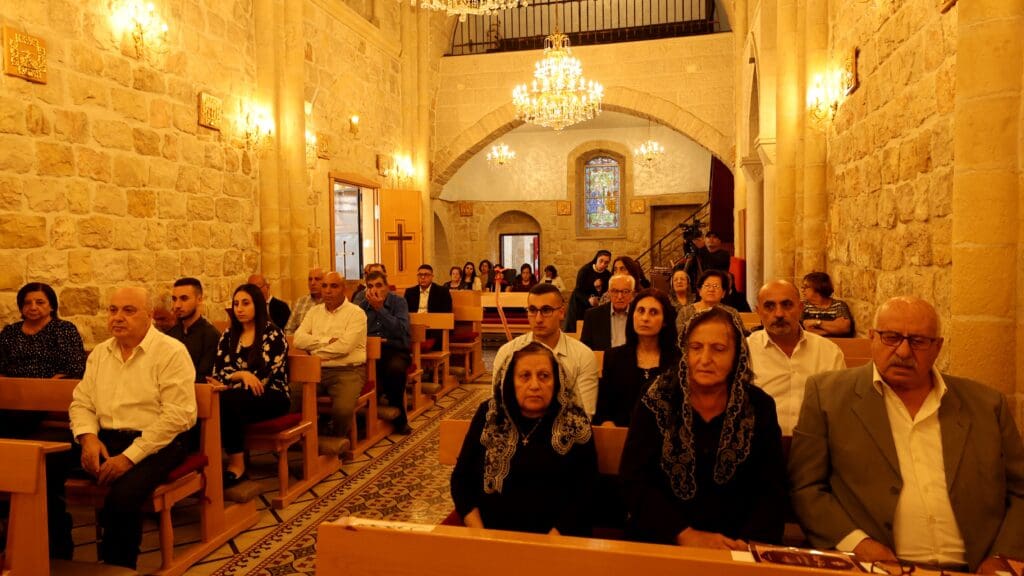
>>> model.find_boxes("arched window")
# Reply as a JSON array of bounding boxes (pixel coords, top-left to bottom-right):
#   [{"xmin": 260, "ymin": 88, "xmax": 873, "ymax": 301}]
[{"xmin": 583, "ymin": 155, "xmax": 621, "ymax": 230}]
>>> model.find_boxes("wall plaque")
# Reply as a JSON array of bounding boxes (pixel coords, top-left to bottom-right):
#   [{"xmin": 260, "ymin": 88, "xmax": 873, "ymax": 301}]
[
  {"xmin": 197, "ymin": 92, "xmax": 222, "ymax": 130},
  {"xmin": 458, "ymin": 202, "xmax": 473, "ymax": 217},
  {"xmin": 556, "ymin": 201, "xmax": 571, "ymax": 216},
  {"xmin": 3, "ymin": 26, "xmax": 47, "ymax": 84}
]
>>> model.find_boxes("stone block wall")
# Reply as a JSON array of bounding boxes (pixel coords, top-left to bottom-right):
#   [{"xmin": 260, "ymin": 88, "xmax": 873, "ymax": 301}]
[
  {"xmin": 825, "ymin": 0, "xmax": 956, "ymax": 350},
  {"xmin": 0, "ymin": 1, "xmax": 260, "ymax": 346}
]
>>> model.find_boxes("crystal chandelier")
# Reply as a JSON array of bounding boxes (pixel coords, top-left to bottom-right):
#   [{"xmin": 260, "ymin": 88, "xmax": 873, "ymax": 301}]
[
  {"xmin": 403, "ymin": 0, "xmax": 526, "ymax": 22},
  {"xmin": 486, "ymin": 142, "xmax": 517, "ymax": 167},
  {"xmin": 633, "ymin": 139, "xmax": 665, "ymax": 169},
  {"xmin": 512, "ymin": 29, "xmax": 603, "ymax": 131}
]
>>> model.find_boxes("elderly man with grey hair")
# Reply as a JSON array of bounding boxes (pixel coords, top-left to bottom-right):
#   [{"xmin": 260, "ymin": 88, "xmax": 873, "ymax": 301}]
[
  {"xmin": 68, "ymin": 286, "xmax": 197, "ymax": 569},
  {"xmin": 788, "ymin": 296, "xmax": 1024, "ymax": 573},
  {"xmin": 580, "ymin": 273, "xmax": 635, "ymax": 352}
]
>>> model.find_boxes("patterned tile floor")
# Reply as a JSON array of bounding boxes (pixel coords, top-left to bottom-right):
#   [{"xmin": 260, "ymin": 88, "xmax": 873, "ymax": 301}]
[{"xmin": 67, "ymin": 346, "xmax": 500, "ymax": 575}]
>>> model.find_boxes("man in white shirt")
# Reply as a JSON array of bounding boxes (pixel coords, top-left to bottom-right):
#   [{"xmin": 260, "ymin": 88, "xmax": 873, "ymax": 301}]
[
  {"xmin": 293, "ymin": 271, "xmax": 367, "ymax": 448},
  {"xmin": 789, "ymin": 296, "xmax": 1024, "ymax": 573},
  {"xmin": 492, "ymin": 283, "xmax": 599, "ymax": 417},
  {"xmin": 747, "ymin": 280, "xmax": 844, "ymax": 434},
  {"xmin": 69, "ymin": 286, "xmax": 197, "ymax": 569},
  {"xmin": 284, "ymin": 267, "xmax": 324, "ymax": 335}
]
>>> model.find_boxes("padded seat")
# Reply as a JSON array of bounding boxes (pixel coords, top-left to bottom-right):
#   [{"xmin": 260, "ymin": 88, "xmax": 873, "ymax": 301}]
[{"xmin": 244, "ymin": 413, "xmax": 302, "ymax": 435}]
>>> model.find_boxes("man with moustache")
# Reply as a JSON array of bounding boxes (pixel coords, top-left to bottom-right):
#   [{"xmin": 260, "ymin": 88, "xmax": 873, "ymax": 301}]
[
  {"xmin": 167, "ymin": 277, "xmax": 222, "ymax": 381},
  {"xmin": 746, "ymin": 280, "xmax": 844, "ymax": 435},
  {"xmin": 285, "ymin": 267, "xmax": 325, "ymax": 335},
  {"xmin": 789, "ymin": 296, "xmax": 1024, "ymax": 573},
  {"xmin": 69, "ymin": 286, "xmax": 197, "ymax": 569}
]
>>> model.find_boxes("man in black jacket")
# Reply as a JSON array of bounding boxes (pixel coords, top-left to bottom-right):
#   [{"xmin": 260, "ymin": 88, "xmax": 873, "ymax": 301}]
[{"xmin": 581, "ymin": 274, "xmax": 634, "ymax": 351}]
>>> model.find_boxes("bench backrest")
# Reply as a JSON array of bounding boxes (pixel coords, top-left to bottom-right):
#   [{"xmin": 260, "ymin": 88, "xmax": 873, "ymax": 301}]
[
  {"xmin": 831, "ymin": 337, "xmax": 872, "ymax": 367},
  {"xmin": 0, "ymin": 377, "xmax": 78, "ymax": 412},
  {"xmin": 479, "ymin": 292, "xmax": 530, "ymax": 308},
  {"xmin": 439, "ymin": 419, "xmax": 628, "ymax": 475},
  {"xmin": 451, "ymin": 291, "xmax": 481, "ymax": 308}
]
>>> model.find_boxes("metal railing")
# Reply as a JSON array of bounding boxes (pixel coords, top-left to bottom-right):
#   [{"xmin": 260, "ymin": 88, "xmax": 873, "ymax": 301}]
[
  {"xmin": 447, "ymin": 0, "xmax": 720, "ymax": 56},
  {"xmin": 636, "ymin": 200, "xmax": 710, "ymax": 278}
]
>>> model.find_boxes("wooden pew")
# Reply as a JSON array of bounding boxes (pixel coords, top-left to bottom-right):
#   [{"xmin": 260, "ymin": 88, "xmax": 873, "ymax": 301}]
[
  {"xmin": 348, "ymin": 337, "xmax": 394, "ymax": 459},
  {"xmin": 409, "ymin": 312, "xmax": 456, "ymax": 399},
  {"xmin": 450, "ymin": 295, "xmax": 486, "ymax": 384},
  {"xmin": 406, "ymin": 325, "xmax": 433, "ymax": 421},
  {"xmin": 738, "ymin": 312, "xmax": 761, "ymax": 331},
  {"xmin": 317, "ymin": 518, "xmax": 817, "ymax": 576},
  {"xmin": 0, "ymin": 439, "xmax": 68, "ymax": 575},
  {"xmin": 0, "ymin": 378, "xmax": 259, "ymax": 576},
  {"xmin": 830, "ymin": 337, "xmax": 871, "ymax": 367},
  {"xmin": 479, "ymin": 292, "xmax": 532, "ymax": 336},
  {"xmin": 439, "ymin": 419, "xmax": 627, "ymax": 475}
]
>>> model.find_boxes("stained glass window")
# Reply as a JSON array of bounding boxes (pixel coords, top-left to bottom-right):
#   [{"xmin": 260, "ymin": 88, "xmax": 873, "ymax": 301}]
[{"xmin": 584, "ymin": 156, "xmax": 621, "ymax": 230}]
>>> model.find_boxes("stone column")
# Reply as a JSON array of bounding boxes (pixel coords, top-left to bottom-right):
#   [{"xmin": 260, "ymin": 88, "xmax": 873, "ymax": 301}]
[
  {"xmin": 732, "ymin": 0, "xmax": 749, "ymax": 260},
  {"xmin": 801, "ymin": 0, "xmax": 828, "ymax": 273},
  {"xmin": 281, "ymin": 0, "xmax": 310, "ymax": 299},
  {"xmin": 253, "ymin": 0, "xmax": 283, "ymax": 284},
  {"xmin": 951, "ymin": 0, "xmax": 1022, "ymax": 421},
  {"xmin": 774, "ymin": 0, "xmax": 798, "ymax": 282}
]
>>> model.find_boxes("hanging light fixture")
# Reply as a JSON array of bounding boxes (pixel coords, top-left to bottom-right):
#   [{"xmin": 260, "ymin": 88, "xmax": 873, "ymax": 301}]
[
  {"xmin": 633, "ymin": 120, "xmax": 665, "ymax": 170},
  {"xmin": 402, "ymin": 0, "xmax": 526, "ymax": 22},
  {"xmin": 486, "ymin": 142, "xmax": 517, "ymax": 167},
  {"xmin": 512, "ymin": 27, "xmax": 603, "ymax": 131}
]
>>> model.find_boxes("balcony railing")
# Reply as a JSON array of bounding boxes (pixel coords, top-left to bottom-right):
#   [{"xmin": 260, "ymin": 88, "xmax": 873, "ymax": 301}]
[{"xmin": 447, "ymin": 0, "xmax": 720, "ymax": 56}]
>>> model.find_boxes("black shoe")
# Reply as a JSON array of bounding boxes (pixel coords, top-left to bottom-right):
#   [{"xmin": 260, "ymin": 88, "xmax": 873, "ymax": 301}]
[
  {"xmin": 395, "ymin": 424, "xmax": 413, "ymax": 435},
  {"xmin": 224, "ymin": 470, "xmax": 248, "ymax": 488}
]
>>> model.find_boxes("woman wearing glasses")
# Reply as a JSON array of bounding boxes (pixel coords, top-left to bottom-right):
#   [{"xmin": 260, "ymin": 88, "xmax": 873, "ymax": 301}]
[
  {"xmin": 595, "ymin": 288, "xmax": 679, "ymax": 427},
  {"xmin": 675, "ymin": 269, "xmax": 739, "ymax": 334},
  {"xmin": 450, "ymin": 342, "xmax": 598, "ymax": 535},
  {"xmin": 620, "ymin": 306, "xmax": 786, "ymax": 548},
  {"xmin": 799, "ymin": 271, "xmax": 854, "ymax": 337}
]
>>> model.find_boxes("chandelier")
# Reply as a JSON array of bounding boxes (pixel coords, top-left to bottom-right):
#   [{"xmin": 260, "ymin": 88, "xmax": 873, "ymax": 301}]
[
  {"xmin": 403, "ymin": 0, "xmax": 526, "ymax": 22},
  {"xmin": 486, "ymin": 142, "xmax": 516, "ymax": 167},
  {"xmin": 512, "ymin": 29, "xmax": 603, "ymax": 131},
  {"xmin": 633, "ymin": 139, "xmax": 665, "ymax": 169}
]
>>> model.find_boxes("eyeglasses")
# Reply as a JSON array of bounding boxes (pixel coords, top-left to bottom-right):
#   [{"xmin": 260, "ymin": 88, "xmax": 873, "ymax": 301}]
[
  {"xmin": 874, "ymin": 330, "xmax": 939, "ymax": 350},
  {"xmin": 527, "ymin": 305, "xmax": 562, "ymax": 317},
  {"xmin": 701, "ymin": 283, "xmax": 723, "ymax": 291},
  {"xmin": 416, "ymin": 272, "xmax": 432, "ymax": 277},
  {"xmin": 609, "ymin": 289, "xmax": 633, "ymax": 297}
]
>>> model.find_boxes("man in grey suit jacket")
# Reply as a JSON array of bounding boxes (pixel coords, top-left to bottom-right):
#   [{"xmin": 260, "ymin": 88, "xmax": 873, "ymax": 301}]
[{"xmin": 789, "ymin": 296, "xmax": 1024, "ymax": 573}]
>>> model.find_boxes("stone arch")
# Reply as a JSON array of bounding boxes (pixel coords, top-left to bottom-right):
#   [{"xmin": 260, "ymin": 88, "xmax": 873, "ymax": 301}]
[
  {"xmin": 433, "ymin": 211, "xmax": 452, "ymax": 268},
  {"xmin": 485, "ymin": 210, "xmax": 542, "ymax": 266},
  {"xmin": 430, "ymin": 87, "xmax": 735, "ymax": 197}
]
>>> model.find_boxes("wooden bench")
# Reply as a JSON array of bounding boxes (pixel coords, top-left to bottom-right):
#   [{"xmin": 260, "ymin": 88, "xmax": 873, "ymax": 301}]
[
  {"xmin": 450, "ymin": 295, "xmax": 486, "ymax": 384},
  {"xmin": 409, "ymin": 312, "xmax": 456, "ymax": 399},
  {"xmin": 347, "ymin": 336, "xmax": 394, "ymax": 459},
  {"xmin": 738, "ymin": 312, "xmax": 761, "ymax": 331},
  {"xmin": 831, "ymin": 337, "xmax": 871, "ymax": 367},
  {"xmin": 316, "ymin": 517, "xmax": 814, "ymax": 576},
  {"xmin": 406, "ymin": 325, "xmax": 433, "ymax": 421},
  {"xmin": 480, "ymin": 292, "xmax": 532, "ymax": 337},
  {"xmin": 0, "ymin": 378, "xmax": 259, "ymax": 576}
]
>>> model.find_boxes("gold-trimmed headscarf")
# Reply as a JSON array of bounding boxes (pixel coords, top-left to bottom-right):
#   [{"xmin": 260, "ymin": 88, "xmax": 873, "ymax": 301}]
[
  {"xmin": 480, "ymin": 341, "xmax": 592, "ymax": 494},
  {"xmin": 641, "ymin": 305, "xmax": 756, "ymax": 501}
]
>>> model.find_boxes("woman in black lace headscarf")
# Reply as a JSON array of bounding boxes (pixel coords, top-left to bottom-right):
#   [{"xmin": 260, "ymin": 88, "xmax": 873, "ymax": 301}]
[
  {"xmin": 450, "ymin": 342, "xmax": 597, "ymax": 536},
  {"xmin": 620, "ymin": 306, "xmax": 786, "ymax": 548}
]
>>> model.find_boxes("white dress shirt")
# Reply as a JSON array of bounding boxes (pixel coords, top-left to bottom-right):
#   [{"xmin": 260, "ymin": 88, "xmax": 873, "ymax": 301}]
[
  {"xmin": 747, "ymin": 329, "xmax": 845, "ymax": 434},
  {"xmin": 836, "ymin": 367, "xmax": 968, "ymax": 566},
  {"xmin": 417, "ymin": 285, "xmax": 431, "ymax": 313},
  {"xmin": 293, "ymin": 300, "xmax": 367, "ymax": 367},
  {"xmin": 492, "ymin": 331, "xmax": 599, "ymax": 417},
  {"xmin": 70, "ymin": 326, "xmax": 197, "ymax": 464}
]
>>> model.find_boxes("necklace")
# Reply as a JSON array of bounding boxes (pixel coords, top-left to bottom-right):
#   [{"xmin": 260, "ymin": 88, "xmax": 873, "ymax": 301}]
[{"xmin": 519, "ymin": 419, "xmax": 544, "ymax": 445}]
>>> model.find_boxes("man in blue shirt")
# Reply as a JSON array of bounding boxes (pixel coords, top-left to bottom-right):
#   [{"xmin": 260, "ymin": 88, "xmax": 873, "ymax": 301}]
[{"xmin": 358, "ymin": 270, "xmax": 412, "ymax": 434}]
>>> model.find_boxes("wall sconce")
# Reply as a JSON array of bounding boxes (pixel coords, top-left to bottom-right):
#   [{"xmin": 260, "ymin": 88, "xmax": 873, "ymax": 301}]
[
  {"xmin": 109, "ymin": 0, "xmax": 169, "ymax": 60},
  {"xmin": 377, "ymin": 153, "xmax": 414, "ymax": 186},
  {"xmin": 239, "ymin": 101, "xmax": 274, "ymax": 151},
  {"xmin": 305, "ymin": 130, "xmax": 317, "ymax": 167},
  {"xmin": 349, "ymin": 115, "xmax": 360, "ymax": 136},
  {"xmin": 807, "ymin": 69, "xmax": 844, "ymax": 128}
]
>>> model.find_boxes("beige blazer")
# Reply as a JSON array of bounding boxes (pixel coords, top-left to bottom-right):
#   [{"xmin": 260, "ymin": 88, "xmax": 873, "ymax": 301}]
[{"xmin": 788, "ymin": 363, "xmax": 1024, "ymax": 570}]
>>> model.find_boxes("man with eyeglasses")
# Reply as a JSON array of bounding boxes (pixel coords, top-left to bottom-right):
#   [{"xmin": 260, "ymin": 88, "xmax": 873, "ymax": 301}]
[
  {"xmin": 789, "ymin": 296, "xmax": 1024, "ymax": 573},
  {"xmin": 404, "ymin": 264, "xmax": 453, "ymax": 355},
  {"xmin": 580, "ymin": 274, "xmax": 634, "ymax": 352},
  {"xmin": 747, "ymin": 280, "xmax": 845, "ymax": 435},
  {"xmin": 491, "ymin": 283, "xmax": 599, "ymax": 417}
]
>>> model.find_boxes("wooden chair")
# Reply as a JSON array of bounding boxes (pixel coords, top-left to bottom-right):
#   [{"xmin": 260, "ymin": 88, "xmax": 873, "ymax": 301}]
[
  {"xmin": 245, "ymin": 354, "xmax": 339, "ymax": 509},
  {"xmin": 450, "ymin": 300, "xmax": 485, "ymax": 384},
  {"xmin": 347, "ymin": 336, "xmax": 391, "ymax": 458},
  {"xmin": 830, "ymin": 337, "xmax": 872, "ymax": 367},
  {"xmin": 406, "ymin": 325, "xmax": 432, "ymax": 420},
  {"xmin": 409, "ymin": 312, "xmax": 456, "ymax": 399}
]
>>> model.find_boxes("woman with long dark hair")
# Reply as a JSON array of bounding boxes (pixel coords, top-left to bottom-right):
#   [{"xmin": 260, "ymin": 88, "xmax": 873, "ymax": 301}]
[
  {"xmin": 463, "ymin": 261, "xmax": 481, "ymax": 290},
  {"xmin": 479, "ymin": 259, "xmax": 495, "ymax": 292},
  {"xmin": 510, "ymin": 263, "xmax": 539, "ymax": 292},
  {"xmin": 211, "ymin": 283, "xmax": 290, "ymax": 486}
]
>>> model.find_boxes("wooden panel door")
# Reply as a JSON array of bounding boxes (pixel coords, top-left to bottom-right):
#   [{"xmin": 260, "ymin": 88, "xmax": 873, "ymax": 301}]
[{"xmin": 379, "ymin": 188, "xmax": 422, "ymax": 290}]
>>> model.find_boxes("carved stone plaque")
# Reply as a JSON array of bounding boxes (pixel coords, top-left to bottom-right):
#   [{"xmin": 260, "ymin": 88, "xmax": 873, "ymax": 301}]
[
  {"xmin": 3, "ymin": 26, "xmax": 47, "ymax": 84},
  {"xmin": 198, "ymin": 92, "xmax": 223, "ymax": 130}
]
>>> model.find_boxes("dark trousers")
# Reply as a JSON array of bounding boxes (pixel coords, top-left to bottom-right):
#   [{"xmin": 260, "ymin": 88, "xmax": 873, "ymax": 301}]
[
  {"xmin": 219, "ymin": 387, "xmax": 290, "ymax": 453},
  {"xmin": 95, "ymin": 429, "xmax": 188, "ymax": 569},
  {"xmin": 378, "ymin": 347, "xmax": 411, "ymax": 428}
]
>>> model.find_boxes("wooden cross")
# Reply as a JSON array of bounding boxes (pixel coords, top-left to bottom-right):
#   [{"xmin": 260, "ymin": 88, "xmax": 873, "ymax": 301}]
[{"xmin": 386, "ymin": 220, "xmax": 415, "ymax": 272}]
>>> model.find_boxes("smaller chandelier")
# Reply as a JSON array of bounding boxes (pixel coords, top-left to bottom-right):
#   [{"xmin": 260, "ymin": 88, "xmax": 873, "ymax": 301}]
[
  {"xmin": 512, "ymin": 30, "xmax": 603, "ymax": 131},
  {"xmin": 633, "ymin": 139, "xmax": 665, "ymax": 169},
  {"xmin": 404, "ymin": 0, "xmax": 526, "ymax": 22},
  {"xmin": 486, "ymin": 143, "xmax": 517, "ymax": 167}
]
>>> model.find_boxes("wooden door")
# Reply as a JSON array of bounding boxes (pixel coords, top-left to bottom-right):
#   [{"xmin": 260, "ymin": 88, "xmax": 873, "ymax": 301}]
[{"xmin": 379, "ymin": 188, "xmax": 422, "ymax": 290}]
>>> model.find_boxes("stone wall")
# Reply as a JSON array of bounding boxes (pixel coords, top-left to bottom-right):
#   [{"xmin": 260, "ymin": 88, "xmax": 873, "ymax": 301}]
[
  {"xmin": 0, "ymin": 1, "xmax": 261, "ymax": 346},
  {"xmin": 825, "ymin": 0, "xmax": 956, "ymax": 348}
]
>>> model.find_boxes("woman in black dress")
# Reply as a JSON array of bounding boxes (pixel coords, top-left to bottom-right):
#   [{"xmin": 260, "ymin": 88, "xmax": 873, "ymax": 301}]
[
  {"xmin": 595, "ymin": 288, "xmax": 679, "ymax": 427},
  {"xmin": 0, "ymin": 282, "xmax": 86, "ymax": 378},
  {"xmin": 211, "ymin": 283, "xmax": 290, "ymax": 486},
  {"xmin": 621, "ymin": 306, "xmax": 786, "ymax": 548},
  {"xmin": 451, "ymin": 342, "xmax": 598, "ymax": 536},
  {"xmin": 564, "ymin": 250, "xmax": 611, "ymax": 331}
]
